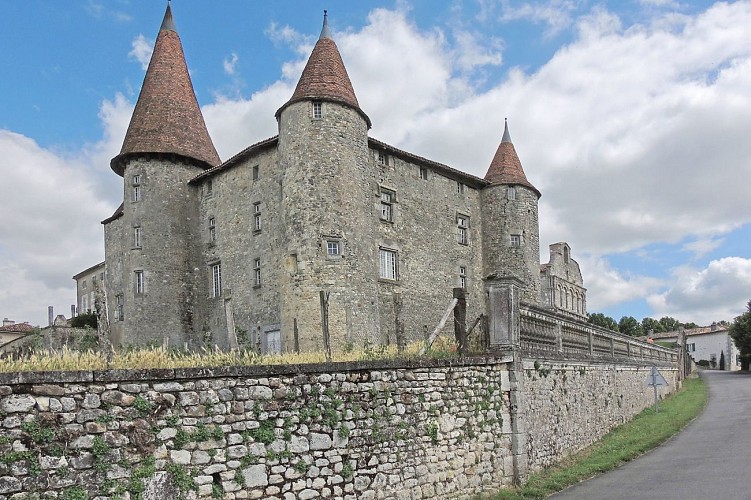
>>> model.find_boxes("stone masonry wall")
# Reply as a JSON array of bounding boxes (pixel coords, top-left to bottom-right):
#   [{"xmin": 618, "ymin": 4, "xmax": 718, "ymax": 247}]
[
  {"xmin": 520, "ymin": 359, "xmax": 678, "ymax": 472},
  {"xmin": 0, "ymin": 359, "xmax": 515, "ymax": 500}
]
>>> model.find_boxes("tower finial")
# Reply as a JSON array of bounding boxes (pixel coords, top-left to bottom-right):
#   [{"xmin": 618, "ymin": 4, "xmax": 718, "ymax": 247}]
[
  {"xmin": 502, "ymin": 118, "xmax": 512, "ymax": 143},
  {"xmin": 320, "ymin": 10, "xmax": 332, "ymax": 39},
  {"xmin": 160, "ymin": 1, "xmax": 176, "ymax": 32}
]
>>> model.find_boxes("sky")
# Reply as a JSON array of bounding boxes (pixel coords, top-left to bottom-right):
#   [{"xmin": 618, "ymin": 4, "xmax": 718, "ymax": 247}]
[{"xmin": 1, "ymin": 0, "xmax": 750, "ymax": 328}]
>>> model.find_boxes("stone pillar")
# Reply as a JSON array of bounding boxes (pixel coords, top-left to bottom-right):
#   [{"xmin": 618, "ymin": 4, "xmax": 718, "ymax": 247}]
[{"xmin": 486, "ymin": 277, "xmax": 523, "ymax": 349}]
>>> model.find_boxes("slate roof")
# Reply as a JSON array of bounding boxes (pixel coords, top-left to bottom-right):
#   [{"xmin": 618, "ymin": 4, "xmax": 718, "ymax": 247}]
[
  {"xmin": 276, "ymin": 12, "xmax": 371, "ymax": 128},
  {"xmin": 111, "ymin": 3, "xmax": 220, "ymax": 176},
  {"xmin": 484, "ymin": 119, "xmax": 540, "ymax": 197}
]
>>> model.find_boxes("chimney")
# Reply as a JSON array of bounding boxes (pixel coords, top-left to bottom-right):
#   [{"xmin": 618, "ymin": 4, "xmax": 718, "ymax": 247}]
[
  {"xmin": 71, "ymin": 305, "xmax": 76, "ymax": 318},
  {"xmin": 48, "ymin": 306, "xmax": 54, "ymax": 327},
  {"xmin": 711, "ymin": 321, "xmax": 718, "ymax": 332},
  {"xmin": 2, "ymin": 318, "xmax": 13, "ymax": 327}
]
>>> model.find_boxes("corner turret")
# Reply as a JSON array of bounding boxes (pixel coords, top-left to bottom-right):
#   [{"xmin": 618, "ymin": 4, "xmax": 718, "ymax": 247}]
[
  {"xmin": 481, "ymin": 119, "xmax": 541, "ymax": 305},
  {"xmin": 111, "ymin": 2, "xmax": 219, "ymax": 175}
]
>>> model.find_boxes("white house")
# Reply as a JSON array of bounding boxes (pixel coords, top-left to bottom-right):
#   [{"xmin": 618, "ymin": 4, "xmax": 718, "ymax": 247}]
[{"xmin": 650, "ymin": 323, "xmax": 740, "ymax": 371}]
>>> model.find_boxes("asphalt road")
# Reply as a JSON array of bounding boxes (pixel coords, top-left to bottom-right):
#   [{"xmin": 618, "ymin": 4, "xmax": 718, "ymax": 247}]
[{"xmin": 549, "ymin": 370, "xmax": 751, "ymax": 500}]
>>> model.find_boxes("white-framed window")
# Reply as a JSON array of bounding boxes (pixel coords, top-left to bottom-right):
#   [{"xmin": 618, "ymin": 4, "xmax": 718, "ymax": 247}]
[
  {"xmin": 510, "ymin": 234, "xmax": 522, "ymax": 247},
  {"xmin": 252, "ymin": 165, "xmax": 259, "ymax": 180},
  {"xmin": 379, "ymin": 248, "xmax": 398, "ymax": 281},
  {"xmin": 115, "ymin": 294, "xmax": 124, "ymax": 321},
  {"xmin": 133, "ymin": 226, "xmax": 142, "ymax": 248},
  {"xmin": 312, "ymin": 101, "xmax": 322, "ymax": 119},
  {"xmin": 457, "ymin": 215, "xmax": 469, "ymax": 245},
  {"xmin": 135, "ymin": 270, "xmax": 144, "ymax": 295},
  {"xmin": 327, "ymin": 240, "xmax": 341, "ymax": 256},
  {"xmin": 253, "ymin": 203, "xmax": 261, "ymax": 231},
  {"xmin": 380, "ymin": 189, "xmax": 394, "ymax": 222},
  {"xmin": 132, "ymin": 174, "xmax": 141, "ymax": 202},
  {"xmin": 507, "ymin": 186, "xmax": 516, "ymax": 200},
  {"xmin": 420, "ymin": 166, "xmax": 429, "ymax": 180},
  {"xmin": 460, "ymin": 266, "xmax": 467, "ymax": 289},
  {"xmin": 456, "ymin": 182, "xmax": 465, "ymax": 194},
  {"xmin": 205, "ymin": 179, "xmax": 213, "ymax": 196},
  {"xmin": 81, "ymin": 296, "xmax": 89, "ymax": 313},
  {"xmin": 212, "ymin": 263, "xmax": 222, "ymax": 298},
  {"xmin": 208, "ymin": 217, "xmax": 216, "ymax": 243},
  {"xmin": 254, "ymin": 258, "xmax": 261, "ymax": 286},
  {"xmin": 686, "ymin": 343, "xmax": 696, "ymax": 352}
]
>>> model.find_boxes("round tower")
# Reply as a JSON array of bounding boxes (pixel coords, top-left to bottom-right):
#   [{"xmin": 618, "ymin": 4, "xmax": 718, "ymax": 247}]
[
  {"xmin": 105, "ymin": 3, "xmax": 220, "ymax": 348},
  {"xmin": 480, "ymin": 119, "xmax": 541, "ymax": 305},
  {"xmin": 275, "ymin": 12, "xmax": 381, "ymax": 350}
]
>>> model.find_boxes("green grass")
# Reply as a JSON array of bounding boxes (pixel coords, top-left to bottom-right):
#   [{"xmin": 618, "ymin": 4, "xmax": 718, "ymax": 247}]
[{"xmin": 489, "ymin": 376, "xmax": 707, "ymax": 500}]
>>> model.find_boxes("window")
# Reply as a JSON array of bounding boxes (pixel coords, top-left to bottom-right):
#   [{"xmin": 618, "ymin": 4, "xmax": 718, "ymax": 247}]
[
  {"xmin": 507, "ymin": 186, "xmax": 516, "ymax": 200},
  {"xmin": 380, "ymin": 189, "xmax": 394, "ymax": 222},
  {"xmin": 92, "ymin": 275, "xmax": 97, "ymax": 285},
  {"xmin": 133, "ymin": 226, "xmax": 142, "ymax": 248},
  {"xmin": 313, "ymin": 101, "xmax": 322, "ymax": 119},
  {"xmin": 420, "ymin": 166, "xmax": 429, "ymax": 180},
  {"xmin": 686, "ymin": 343, "xmax": 696, "ymax": 352},
  {"xmin": 135, "ymin": 270, "xmax": 144, "ymax": 295},
  {"xmin": 457, "ymin": 182, "xmax": 465, "ymax": 194},
  {"xmin": 81, "ymin": 296, "xmax": 89, "ymax": 314},
  {"xmin": 132, "ymin": 174, "xmax": 141, "ymax": 202},
  {"xmin": 206, "ymin": 179, "xmax": 213, "ymax": 196},
  {"xmin": 459, "ymin": 266, "xmax": 467, "ymax": 289},
  {"xmin": 253, "ymin": 203, "xmax": 261, "ymax": 232},
  {"xmin": 212, "ymin": 263, "xmax": 222, "ymax": 298},
  {"xmin": 377, "ymin": 151, "xmax": 388, "ymax": 166},
  {"xmin": 327, "ymin": 240, "xmax": 341, "ymax": 256},
  {"xmin": 82, "ymin": 279, "xmax": 87, "ymax": 290},
  {"xmin": 115, "ymin": 294, "xmax": 124, "ymax": 321},
  {"xmin": 208, "ymin": 217, "xmax": 216, "ymax": 243},
  {"xmin": 457, "ymin": 215, "xmax": 469, "ymax": 245},
  {"xmin": 253, "ymin": 258, "xmax": 261, "ymax": 286},
  {"xmin": 252, "ymin": 165, "xmax": 259, "ymax": 181},
  {"xmin": 379, "ymin": 248, "xmax": 398, "ymax": 281},
  {"xmin": 510, "ymin": 234, "xmax": 522, "ymax": 247}
]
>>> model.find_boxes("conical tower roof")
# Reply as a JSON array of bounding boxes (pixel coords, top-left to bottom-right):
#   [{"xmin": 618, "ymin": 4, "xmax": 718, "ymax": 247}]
[
  {"xmin": 276, "ymin": 11, "xmax": 371, "ymax": 128},
  {"xmin": 484, "ymin": 119, "xmax": 540, "ymax": 197},
  {"xmin": 111, "ymin": 3, "xmax": 220, "ymax": 175}
]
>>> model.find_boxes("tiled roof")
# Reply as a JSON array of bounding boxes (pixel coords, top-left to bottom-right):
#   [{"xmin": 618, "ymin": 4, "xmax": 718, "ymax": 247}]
[
  {"xmin": 484, "ymin": 119, "xmax": 540, "ymax": 197},
  {"xmin": 101, "ymin": 202, "xmax": 124, "ymax": 225},
  {"xmin": 111, "ymin": 3, "xmax": 220, "ymax": 176},
  {"xmin": 648, "ymin": 325, "xmax": 729, "ymax": 340},
  {"xmin": 189, "ymin": 137, "xmax": 279, "ymax": 184},
  {"xmin": 276, "ymin": 12, "xmax": 371, "ymax": 128},
  {"xmin": 0, "ymin": 322, "xmax": 34, "ymax": 334},
  {"xmin": 368, "ymin": 138, "xmax": 489, "ymax": 188}
]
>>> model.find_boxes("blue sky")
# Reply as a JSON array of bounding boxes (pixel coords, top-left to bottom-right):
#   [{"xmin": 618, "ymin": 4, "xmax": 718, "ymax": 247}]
[{"xmin": 1, "ymin": 0, "xmax": 750, "ymax": 327}]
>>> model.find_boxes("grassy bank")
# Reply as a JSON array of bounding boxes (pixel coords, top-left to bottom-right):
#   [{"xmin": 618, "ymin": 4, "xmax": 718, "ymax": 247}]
[{"xmin": 490, "ymin": 375, "xmax": 708, "ymax": 499}]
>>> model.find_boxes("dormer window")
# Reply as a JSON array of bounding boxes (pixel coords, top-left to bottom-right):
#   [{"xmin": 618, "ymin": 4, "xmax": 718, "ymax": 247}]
[
  {"xmin": 312, "ymin": 101, "xmax": 322, "ymax": 119},
  {"xmin": 377, "ymin": 151, "xmax": 388, "ymax": 166}
]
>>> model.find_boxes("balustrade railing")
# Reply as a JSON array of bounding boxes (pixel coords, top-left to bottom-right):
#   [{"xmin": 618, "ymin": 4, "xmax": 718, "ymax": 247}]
[{"xmin": 520, "ymin": 305, "xmax": 677, "ymax": 363}]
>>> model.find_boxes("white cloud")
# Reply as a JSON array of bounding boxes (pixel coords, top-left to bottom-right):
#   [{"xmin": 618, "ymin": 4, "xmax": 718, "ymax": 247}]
[
  {"xmin": 576, "ymin": 255, "xmax": 665, "ymax": 311},
  {"xmin": 499, "ymin": 0, "xmax": 579, "ymax": 37},
  {"xmin": 682, "ymin": 237, "xmax": 725, "ymax": 260},
  {"xmin": 128, "ymin": 35, "xmax": 153, "ymax": 70},
  {"xmin": 647, "ymin": 257, "xmax": 751, "ymax": 323},
  {"xmin": 223, "ymin": 53, "xmax": 239, "ymax": 76}
]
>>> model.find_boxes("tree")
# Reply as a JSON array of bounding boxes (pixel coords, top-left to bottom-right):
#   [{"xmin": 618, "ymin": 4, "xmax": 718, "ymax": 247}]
[
  {"xmin": 71, "ymin": 312, "xmax": 97, "ymax": 329},
  {"xmin": 641, "ymin": 317, "xmax": 661, "ymax": 334},
  {"xmin": 658, "ymin": 316, "xmax": 681, "ymax": 332},
  {"xmin": 729, "ymin": 301, "xmax": 751, "ymax": 371},
  {"xmin": 618, "ymin": 316, "xmax": 644, "ymax": 337},
  {"xmin": 588, "ymin": 312, "xmax": 618, "ymax": 332}
]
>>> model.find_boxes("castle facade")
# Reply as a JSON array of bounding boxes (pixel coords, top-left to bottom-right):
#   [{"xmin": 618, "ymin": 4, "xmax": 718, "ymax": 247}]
[{"xmin": 101, "ymin": 5, "xmax": 584, "ymax": 351}]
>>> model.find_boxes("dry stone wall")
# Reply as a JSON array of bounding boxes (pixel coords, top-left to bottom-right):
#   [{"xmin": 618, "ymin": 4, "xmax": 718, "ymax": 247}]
[{"xmin": 0, "ymin": 359, "xmax": 515, "ymax": 500}]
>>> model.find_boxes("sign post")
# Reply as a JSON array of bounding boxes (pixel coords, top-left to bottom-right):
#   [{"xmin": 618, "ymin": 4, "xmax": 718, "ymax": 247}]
[{"xmin": 644, "ymin": 366, "xmax": 669, "ymax": 413}]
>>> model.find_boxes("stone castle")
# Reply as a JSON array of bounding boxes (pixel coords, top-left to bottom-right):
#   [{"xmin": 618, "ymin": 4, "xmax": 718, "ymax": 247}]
[{"xmin": 100, "ymin": 4, "xmax": 586, "ymax": 351}]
